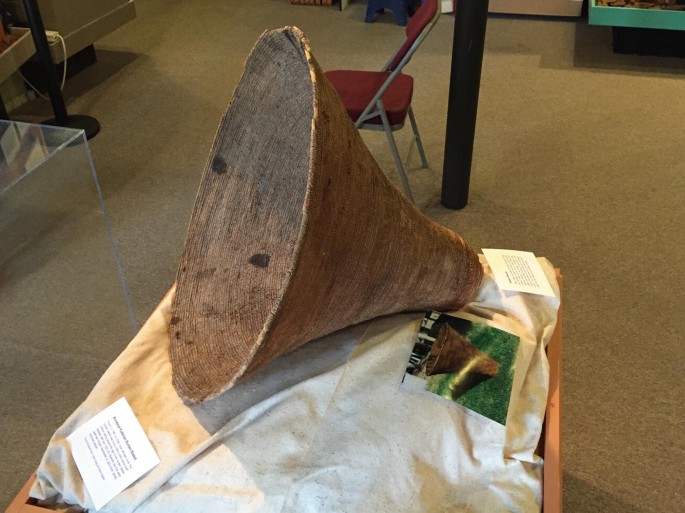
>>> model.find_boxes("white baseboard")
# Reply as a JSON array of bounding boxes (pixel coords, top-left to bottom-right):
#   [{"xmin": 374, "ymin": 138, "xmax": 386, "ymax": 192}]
[
  {"xmin": 441, "ymin": 0, "xmax": 583, "ymax": 17},
  {"xmin": 489, "ymin": 0, "xmax": 583, "ymax": 16}
]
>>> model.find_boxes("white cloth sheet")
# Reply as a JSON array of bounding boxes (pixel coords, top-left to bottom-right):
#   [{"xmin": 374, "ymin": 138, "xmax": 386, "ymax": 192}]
[{"xmin": 31, "ymin": 256, "xmax": 560, "ymax": 513}]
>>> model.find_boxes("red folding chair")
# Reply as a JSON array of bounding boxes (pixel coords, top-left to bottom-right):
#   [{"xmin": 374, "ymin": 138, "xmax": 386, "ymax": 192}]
[{"xmin": 325, "ymin": 0, "xmax": 441, "ymax": 202}]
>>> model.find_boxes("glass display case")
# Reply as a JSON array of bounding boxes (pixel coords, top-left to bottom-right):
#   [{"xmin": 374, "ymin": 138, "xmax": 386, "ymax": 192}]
[{"xmin": 0, "ymin": 120, "xmax": 136, "ymax": 360}]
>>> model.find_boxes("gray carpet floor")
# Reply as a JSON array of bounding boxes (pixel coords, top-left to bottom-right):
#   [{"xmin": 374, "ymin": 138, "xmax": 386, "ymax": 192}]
[{"xmin": 1, "ymin": 1, "xmax": 683, "ymax": 512}]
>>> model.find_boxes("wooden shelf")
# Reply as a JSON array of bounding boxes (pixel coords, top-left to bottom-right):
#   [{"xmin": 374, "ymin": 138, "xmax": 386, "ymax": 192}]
[{"xmin": 0, "ymin": 28, "xmax": 35, "ymax": 85}]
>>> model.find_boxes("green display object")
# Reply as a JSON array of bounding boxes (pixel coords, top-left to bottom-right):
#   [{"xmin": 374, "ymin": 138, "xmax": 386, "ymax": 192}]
[{"xmin": 589, "ymin": 0, "xmax": 685, "ymax": 30}]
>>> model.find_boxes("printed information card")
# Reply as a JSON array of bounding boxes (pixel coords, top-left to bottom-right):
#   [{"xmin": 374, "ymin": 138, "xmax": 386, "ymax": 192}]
[
  {"xmin": 402, "ymin": 312, "xmax": 520, "ymax": 425},
  {"xmin": 67, "ymin": 397, "xmax": 160, "ymax": 510},
  {"xmin": 482, "ymin": 248, "xmax": 556, "ymax": 297}
]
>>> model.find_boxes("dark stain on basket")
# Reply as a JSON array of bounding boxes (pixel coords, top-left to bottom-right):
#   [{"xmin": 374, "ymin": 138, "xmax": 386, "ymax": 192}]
[
  {"xmin": 197, "ymin": 268, "xmax": 216, "ymax": 280},
  {"xmin": 249, "ymin": 253, "xmax": 271, "ymax": 268},
  {"xmin": 211, "ymin": 156, "xmax": 228, "ymax": 175}
]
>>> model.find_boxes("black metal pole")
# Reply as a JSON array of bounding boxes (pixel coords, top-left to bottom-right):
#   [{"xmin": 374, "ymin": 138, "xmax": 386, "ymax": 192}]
[
  {"xmin": 22, "ymin": 0, "xmax": 100, "ymax": 138},
  {"xmin": 23, "ymin": 0, "xmax": 67, "ymax": 122},
  {"xmin": 441, "ymin": 0, "xmax": 489, "ymax": 210}
]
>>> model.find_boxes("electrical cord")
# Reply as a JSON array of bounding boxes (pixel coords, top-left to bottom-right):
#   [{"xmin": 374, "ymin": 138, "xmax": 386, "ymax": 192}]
[
  {"xmin": 18, "ymin": 31, "xmax": 68, "ymax": 100},
  {"xmin": 57, "ymin": 33, "xmax": 67, "ymax": 88}
]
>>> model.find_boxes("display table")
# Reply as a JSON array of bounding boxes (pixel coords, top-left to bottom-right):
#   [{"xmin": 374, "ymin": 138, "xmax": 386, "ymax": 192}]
[{"xmin": 5, "ymin": 268, "xmax": 563, "ymax": 513}]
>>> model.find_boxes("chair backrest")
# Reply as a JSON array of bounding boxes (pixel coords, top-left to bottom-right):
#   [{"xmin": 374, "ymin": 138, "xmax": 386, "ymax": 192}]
[{"xmin": 385, "ymin": 0, "xmax": 440, "ymax": 72}]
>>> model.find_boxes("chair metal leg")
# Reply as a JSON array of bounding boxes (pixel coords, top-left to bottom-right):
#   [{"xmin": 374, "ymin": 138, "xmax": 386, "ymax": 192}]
[
  {"xmin": 408, "ymin": 107, "xmax": 428, "ymax": 168},
  {"xmin": 378, "ymin": 101, "xmax": 414, "ymax": 202},
  {"xmin": 403, "ymin": 135, "xmax": 416, "ymax": 175}
]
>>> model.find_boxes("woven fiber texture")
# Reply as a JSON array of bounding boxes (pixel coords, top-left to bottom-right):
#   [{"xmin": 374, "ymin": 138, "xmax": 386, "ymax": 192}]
[{"xmin": 169, "ymin": 27, "xmax": 483, "ymax": 403}]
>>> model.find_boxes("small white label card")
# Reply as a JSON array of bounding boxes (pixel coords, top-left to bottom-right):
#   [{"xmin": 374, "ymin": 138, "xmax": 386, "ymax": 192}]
[
  {"xmin": 67, "ymin": 397, "xmax": 160, "ymax": 510},
  {"xmin": 482, "ymin": 249, "xmax": 556, "ymax": 297}
]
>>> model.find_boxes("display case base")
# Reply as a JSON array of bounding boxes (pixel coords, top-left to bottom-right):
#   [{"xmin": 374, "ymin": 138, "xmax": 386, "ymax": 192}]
[{"xmin": 612, "ymin": 26, "xmax": 685, "ymax": 57}]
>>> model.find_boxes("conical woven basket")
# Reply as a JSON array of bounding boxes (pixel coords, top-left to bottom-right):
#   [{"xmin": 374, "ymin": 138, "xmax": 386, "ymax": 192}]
[{"xmin": 169, "ymin": 27, "xmax": 483, "ymax": 403}]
